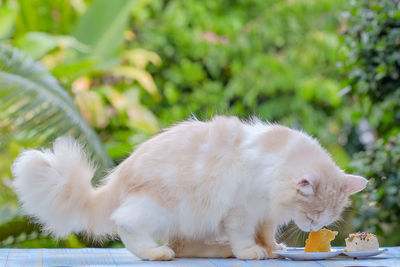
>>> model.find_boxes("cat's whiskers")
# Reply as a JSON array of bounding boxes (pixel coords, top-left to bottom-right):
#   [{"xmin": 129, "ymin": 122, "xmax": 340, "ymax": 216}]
[
  {"xmin": 295, "ymin": 228, "xmax": 305, "ymax": 247},
  {"xmin": 278, "ymin": 225, "xmax": 294, "ymax": 244},
  {"xmin": 328, "ymin": 216, "xmax": 346, "ymax": 231},
  {"xmin": 281, "ymin": 224, "xmax": 304, "ymax": 247}
]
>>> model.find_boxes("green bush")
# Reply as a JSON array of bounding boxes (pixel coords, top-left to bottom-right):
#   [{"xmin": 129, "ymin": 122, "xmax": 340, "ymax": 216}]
[
  {"xmin": 350, "ymin": 135, "xmax": 400, "ymax": 246},
  {"xmin": 345, "ymin": 0, "xmax": 400, "ymax": 100},
  {"xmin": 343, "ymin": 0, "xmax": 400, "ymax": 138},
  {"xmin": 343, "ymin": 0, "xmax": 400, "ymax": 245}
]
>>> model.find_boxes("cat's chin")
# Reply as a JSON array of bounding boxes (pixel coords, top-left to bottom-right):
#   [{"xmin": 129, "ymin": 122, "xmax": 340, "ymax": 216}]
[
  {"xmin": 295, "ymin": 223, "xmax": 312, "ymax": 232},
  {"xmin": 296, "ymin": 224, "xmax": 324, "ymax": 232}
]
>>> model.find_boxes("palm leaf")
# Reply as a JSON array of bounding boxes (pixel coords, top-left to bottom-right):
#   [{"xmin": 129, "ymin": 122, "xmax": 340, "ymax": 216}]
[
  {"xmin": 0, "ymin": 44, "xmax": 113, "ymax": 173},
  {"xmin": 73, "ymin": 0, "xmax": 136, "ymax": 61}
]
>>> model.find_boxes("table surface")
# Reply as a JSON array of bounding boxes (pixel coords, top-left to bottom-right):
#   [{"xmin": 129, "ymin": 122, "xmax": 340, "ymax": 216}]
[{"xmin": 1, "ymin": 247, "xmax": 399, "ymax": 267}]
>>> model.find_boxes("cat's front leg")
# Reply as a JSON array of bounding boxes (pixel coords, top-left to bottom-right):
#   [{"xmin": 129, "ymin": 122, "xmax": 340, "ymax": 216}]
[
  {"xmin": 256, "ymin": 221, "xmax": 286, "ymax": 258},
  {"xmin": 223, "ymin": 210, "xmax": 268, "ymax": 260}
]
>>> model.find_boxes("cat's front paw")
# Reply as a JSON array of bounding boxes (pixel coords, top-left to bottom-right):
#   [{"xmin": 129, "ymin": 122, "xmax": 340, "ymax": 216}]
[
  {"xmin": 234, "ymin": 245, "xmax": 268, "ymax": 260},
  {"xmin": 272, "ymin": 243, "xmax": 286, "ymax": 250},
  {"xmin": 267, "ymin": 243, "xmax": 286, "ymax": 259}
]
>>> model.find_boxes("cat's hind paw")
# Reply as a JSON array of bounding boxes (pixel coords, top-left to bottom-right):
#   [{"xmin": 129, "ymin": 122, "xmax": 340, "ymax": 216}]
[{"xmin": 234, "ymin": 245, "xmax": 268, "ymax": 260}]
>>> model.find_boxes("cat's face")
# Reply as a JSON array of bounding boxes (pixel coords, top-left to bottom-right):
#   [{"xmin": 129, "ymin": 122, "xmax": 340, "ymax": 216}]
[{"xmin": 292, "ymin": 170, "xmax": 367, "ymax": 232}]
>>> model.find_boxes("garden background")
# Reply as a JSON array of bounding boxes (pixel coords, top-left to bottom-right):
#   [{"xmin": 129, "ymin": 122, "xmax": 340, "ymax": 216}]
[{"xmin": 0, "ymin": 0, "xmax": 399, "ymax": 248}]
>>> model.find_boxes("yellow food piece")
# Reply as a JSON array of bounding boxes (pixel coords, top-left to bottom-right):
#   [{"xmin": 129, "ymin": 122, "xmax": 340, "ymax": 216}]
[{"xmin": 304, "ymin": 228, "xmax": 338, "ymax": 252}]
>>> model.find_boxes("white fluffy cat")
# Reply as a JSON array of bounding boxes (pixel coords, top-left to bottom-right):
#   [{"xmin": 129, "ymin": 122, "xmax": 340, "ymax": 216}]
[{"xmin": 12, "ymin": 116, "xmax": 367, "ymax": 260}]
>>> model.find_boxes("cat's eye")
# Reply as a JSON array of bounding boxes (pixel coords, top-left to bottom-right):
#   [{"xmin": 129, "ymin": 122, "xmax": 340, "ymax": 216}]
[
  {"xmin": 297, "ymin": 178, "xmax": 314, "ymax": 195},
  {"xmin": 298, "ymin": 179, "xmax": 310, "ymax": 186}
]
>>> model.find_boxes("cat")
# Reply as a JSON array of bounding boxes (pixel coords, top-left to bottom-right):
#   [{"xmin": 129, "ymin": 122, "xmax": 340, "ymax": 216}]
[{"xmin": 12, "ymin": 115, "xmax": 367, "ymax": 260}]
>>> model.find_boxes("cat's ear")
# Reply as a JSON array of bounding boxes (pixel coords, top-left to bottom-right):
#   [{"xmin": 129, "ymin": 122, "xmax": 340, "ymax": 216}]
[
  {"xmin": 297, "ymin": 178, "xmax": 314, "ymax": 195},
  {"xmin": 342, "ymin": 174, "xmax": 368, "ymax": 196}
]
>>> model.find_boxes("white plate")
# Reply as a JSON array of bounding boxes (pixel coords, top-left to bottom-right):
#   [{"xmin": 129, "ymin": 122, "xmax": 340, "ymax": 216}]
[
  {"xmin": 342, "ymin": 248, "xmax": 387, "ymax": 258},
  {"xmin": 272, "ymin": 248, "xmax": 343, "ymax": 261}
]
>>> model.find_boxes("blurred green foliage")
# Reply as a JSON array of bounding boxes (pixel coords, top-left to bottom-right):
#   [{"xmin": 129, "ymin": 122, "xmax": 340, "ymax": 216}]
[
  {"xmin": 343, "ymin": 0, "xmax": 400, "ymax": 245},
  {"xmin": 0, "ymin": 0, "xmax": 399, "ymax": 248},
  {"xmin": 135, "ymin": 0, "xmax": 346, "ymax": 132},
  {"xmin": 343, "ymin": 0, "xmax": 400, "ymax": 138},
  {"xmin": 350, "ymin": 135, "xmax": 400, "ymax": 246}
]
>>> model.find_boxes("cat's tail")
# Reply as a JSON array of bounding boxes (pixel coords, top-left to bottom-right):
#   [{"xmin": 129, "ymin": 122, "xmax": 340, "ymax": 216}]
[{"xmin": 12, "ymin": 137, "xmax": 118, "ymax": 238}]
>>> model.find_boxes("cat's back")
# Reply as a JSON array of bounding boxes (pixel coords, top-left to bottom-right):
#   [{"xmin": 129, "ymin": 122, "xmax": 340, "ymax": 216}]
[
  {"xmin": 135, "ymin": 115, "xmax": 243, "ymax": 158},
  {"xmin": 118, "ymin": 116, "xmax": 245, "ymax": 182}
]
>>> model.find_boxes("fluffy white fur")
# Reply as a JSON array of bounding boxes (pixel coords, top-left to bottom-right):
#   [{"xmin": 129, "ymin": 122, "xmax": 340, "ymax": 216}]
[{"xmin": 12, "ymin": 116, "xmax": 368, "ymax": 260}]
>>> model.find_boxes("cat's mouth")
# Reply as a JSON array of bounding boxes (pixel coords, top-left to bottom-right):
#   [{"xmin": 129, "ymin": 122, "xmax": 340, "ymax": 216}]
[
  {"xmin": 297, "ymin": 216, "xmax": 324, "ymax": 232},
  {"xmin": 301, "ymin": 226, "xmax": 323, "ymax": 232},
  {"xmin": 310, "ymin": 225, "xmax": 322, "ymax": 232},
  {"xmin": 296, "ymin": 222, "xmax": 323, "ymax": 232}
]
